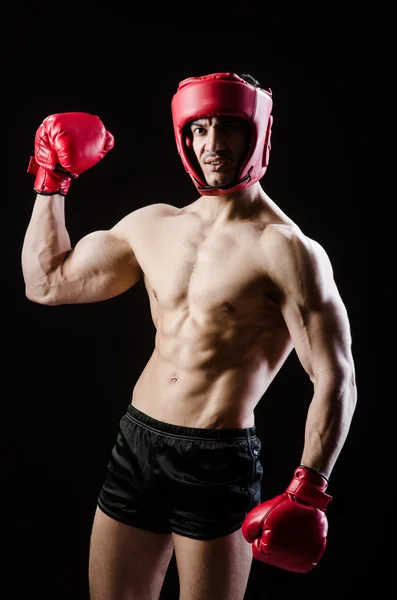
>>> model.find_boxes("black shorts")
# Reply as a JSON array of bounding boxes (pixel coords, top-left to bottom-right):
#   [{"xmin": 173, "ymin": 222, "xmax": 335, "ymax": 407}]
[{"xmin": 97, "ymin": 404, "xmax": 263, "ymax": 540}]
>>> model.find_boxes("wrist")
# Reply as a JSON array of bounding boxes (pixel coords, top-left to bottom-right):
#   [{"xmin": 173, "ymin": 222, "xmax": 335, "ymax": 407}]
[
  {"xmin": 33, "ymin": 165, "xmax": 71, "ymax": 196},
  {"xmin": 299, "ymin": 464, "xmax": 328, "ymax": 482},
  {"xmin": 287, "ymin": 466, "xmax": 333, "ymax": 510}
]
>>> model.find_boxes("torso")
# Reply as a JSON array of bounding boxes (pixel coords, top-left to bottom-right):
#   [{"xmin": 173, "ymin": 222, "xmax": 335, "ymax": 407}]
[{"xmin": 128, "ymin": 196, "xmax": 295, "ymax": 428}]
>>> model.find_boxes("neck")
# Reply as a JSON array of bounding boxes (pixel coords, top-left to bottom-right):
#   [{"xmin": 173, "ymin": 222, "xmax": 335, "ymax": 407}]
[{"xmin": 198, "ymin": 183, "xmax": 266, "ymax": 221}]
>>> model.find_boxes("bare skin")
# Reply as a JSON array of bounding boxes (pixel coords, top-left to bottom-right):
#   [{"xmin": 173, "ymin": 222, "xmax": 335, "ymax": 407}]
[{"xmin": 21, "ymin": 115, "xmax": 357, "ymax": 599}]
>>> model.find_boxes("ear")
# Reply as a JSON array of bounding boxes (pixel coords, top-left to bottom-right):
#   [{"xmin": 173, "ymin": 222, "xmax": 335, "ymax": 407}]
[{"xmin": 183, "ymin": 123, "xmax": 193, "ymax": 149}]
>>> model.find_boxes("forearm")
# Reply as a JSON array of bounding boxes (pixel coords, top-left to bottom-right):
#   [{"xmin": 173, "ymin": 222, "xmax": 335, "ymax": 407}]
[
  {"xmin": 300, "ymin": 376, "xmax": 357, "ymax": 479},
  {"xmin": 21, "ymin": 194, "xmax": 72, "ymax": 302}
]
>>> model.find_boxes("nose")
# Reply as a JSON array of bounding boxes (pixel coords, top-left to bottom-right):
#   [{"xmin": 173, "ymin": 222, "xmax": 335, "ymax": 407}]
[{"xmin": 204, "ymin": 126, "xmax": 225, "ymax": 153}]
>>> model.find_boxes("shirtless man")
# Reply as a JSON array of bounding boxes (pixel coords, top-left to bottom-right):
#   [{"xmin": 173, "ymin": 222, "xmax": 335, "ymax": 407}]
[{"xmin": 21, "ymin": 72, "xmax": 357, "ymax": 600}]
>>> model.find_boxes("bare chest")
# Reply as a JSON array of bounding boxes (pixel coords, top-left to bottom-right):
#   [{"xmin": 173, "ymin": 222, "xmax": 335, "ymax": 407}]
[{"xmin": 137, "ymin": 215, "xmax": 274, "ymax": 320}]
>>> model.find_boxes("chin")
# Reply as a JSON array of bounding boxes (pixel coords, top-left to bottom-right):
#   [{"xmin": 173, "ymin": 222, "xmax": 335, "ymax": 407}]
[{"xmin": 206, "ymin": 176, "xmax": 234, "ymax": 189}]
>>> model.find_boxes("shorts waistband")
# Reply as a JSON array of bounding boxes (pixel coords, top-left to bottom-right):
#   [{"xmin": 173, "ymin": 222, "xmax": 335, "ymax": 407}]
[{"xmin": 127, "ymin": 404, "xmax": 256, "ymax": 441}]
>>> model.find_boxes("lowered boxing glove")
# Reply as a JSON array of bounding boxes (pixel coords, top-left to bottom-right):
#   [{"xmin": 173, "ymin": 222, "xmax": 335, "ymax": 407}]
[
  {"xmin": 27, "ymin": 112, "xmax": 115, "ymax": 195},
  {"xmin": 242, "ymin": 465, "xmax": 332, "ymax": 573}
]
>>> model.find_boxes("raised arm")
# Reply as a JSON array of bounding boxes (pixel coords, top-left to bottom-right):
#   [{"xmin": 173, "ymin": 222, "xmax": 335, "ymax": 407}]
[
  {"xmin": 262, "ymin": 224, "xmax": 357, "ymax": 478},
  {"xmin": 21, "ymin": 112, "xmax": 143, "ymax": 306},
  {"xmin": 22, "ymin": 194, "xmax": 143, "ymax": 305}
]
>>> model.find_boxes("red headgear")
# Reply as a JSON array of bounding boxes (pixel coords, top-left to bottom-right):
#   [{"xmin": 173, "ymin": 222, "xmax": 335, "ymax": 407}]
[{"xmin": 171, "ymin": 72, "xmax": 273, "ymax": 195}]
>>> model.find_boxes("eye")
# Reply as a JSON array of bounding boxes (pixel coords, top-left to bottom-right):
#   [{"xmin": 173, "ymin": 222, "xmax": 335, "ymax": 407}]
[
  {"xmin": 192, "ymin": 126, "xmax": 206, "ymax": 136},
  {"xmin": 226, "ymin": 121, "xmax": 246, "ymax": 134}
]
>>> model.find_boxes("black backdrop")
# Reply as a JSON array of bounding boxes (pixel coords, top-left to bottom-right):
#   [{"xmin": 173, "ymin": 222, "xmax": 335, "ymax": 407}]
[{"xmin": 2, "ymin": 10, "xmax": 391, "ymax": 600}]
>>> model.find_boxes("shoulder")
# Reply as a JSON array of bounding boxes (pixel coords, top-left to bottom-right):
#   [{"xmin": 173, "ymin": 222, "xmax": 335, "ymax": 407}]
[
  {"xmin": 111, "ymin": 203, "xmax": 179, "ymax": 234},
  {"xmin": 260, "ymin": 223, "xmax": 335, "ymax": 302},
  {"xmin": 261, "ymin": 223, "xmax": 331, "ymax": 269},
  {"xmin": 139, "ymin": 202, "xmax": 180, "ymax": 216},
  {"xmin": 126, "ymin": 202, "xmax": 179, "ymax": 222}
]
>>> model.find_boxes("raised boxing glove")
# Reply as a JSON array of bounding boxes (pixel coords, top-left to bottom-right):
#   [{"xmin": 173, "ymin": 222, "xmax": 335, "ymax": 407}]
[
  {"xmin": 27, "ymin": 112, "xmax": 115, "ymax": 195},
  {"xmin": 242, "ymin": 465, "xmax": 332, "ymax": 573}
]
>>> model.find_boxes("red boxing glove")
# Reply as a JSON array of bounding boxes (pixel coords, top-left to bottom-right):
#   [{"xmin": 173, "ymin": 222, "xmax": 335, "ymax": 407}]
[
  {"xmin": 242, "ymin": 466, "xmax": 333, "ymax": 573},
  {"xmin": 27, "ymin": 112, "xmax": 115, "ymax": 195}
]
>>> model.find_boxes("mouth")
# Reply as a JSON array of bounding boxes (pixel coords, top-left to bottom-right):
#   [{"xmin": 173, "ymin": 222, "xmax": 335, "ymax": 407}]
[{"xmin": 204, "ymin": 159, "xmax": 228, "ymax": 172}]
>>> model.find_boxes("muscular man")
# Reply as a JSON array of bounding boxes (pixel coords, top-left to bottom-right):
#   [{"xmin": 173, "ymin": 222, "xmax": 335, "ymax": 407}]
[{"xmin": 21, "ymin": 72, "xmax": 357, "ymax": 600}]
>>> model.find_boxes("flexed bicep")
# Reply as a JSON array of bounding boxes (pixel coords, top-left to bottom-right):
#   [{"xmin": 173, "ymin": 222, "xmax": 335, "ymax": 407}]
[{"xmin": 56, "ymin": 229, "xmax": 143, "ymax": 305}]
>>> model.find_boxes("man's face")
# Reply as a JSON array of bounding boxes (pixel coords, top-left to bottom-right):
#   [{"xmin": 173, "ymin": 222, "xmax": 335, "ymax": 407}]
[{"xmin": 189, "ymin": 116, "xmax": 250, "ymax": 189}]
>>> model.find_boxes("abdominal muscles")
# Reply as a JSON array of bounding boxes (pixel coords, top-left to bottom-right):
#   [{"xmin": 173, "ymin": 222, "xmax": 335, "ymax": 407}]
[
  {"xmin": 131, "ymin": 211, "xmax": 294, "ymax": 428},
  {"xmin": 132, "ymin": 296, "xmax": 293, "ymax": 428}
]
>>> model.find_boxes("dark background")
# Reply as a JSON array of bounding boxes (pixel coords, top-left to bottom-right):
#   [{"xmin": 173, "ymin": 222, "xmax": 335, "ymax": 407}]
[{"xmin": 3, "ymin": 9, "xmax": 391, "ymax": 599}]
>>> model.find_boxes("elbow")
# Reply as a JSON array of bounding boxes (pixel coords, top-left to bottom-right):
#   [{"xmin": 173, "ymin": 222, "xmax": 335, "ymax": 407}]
[
  {"xmin": 345, "ymin": 361, "xmax": 358, "ymax": 405},
  {"xmin": 340, "ymin": 359, "xmax": 357, "ymax": 405},
  {"xmin": 340, "ymin": 369, "xmax": 358, "ymax": 420},
  {"xmin": 24, "ymin": 285, "xmax": 59, "ymax": 307},
  {"xmin": 316, "ymin": 366, "xmax": 357, "ymax": 414},
  {"xmin": 25, "ymin": 285, "xmax": 44, "ymax": 304},
  {"xmin": 342, "ymin": 365, "xmax": 358, "ymax": 406},
  {"xmin": 350, "ymin": 377, "xmax": 358, "ymax": 414}
]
